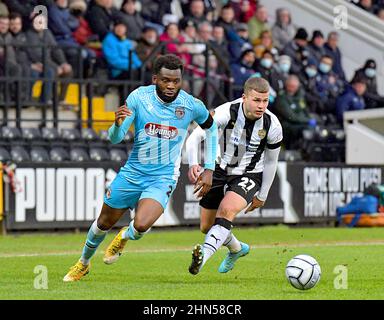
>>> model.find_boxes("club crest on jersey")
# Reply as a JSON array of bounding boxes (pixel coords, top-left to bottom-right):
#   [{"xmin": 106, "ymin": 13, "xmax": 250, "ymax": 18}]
[
  {"xmin": 258, "ymin": 129, "xmax": 267, "ymax": 139},
  {"xmin": 175, "ymin": 107, "xmax": 185, "ymax": 119},
  {"xmin": 145, "ymin": 123, "xmax": 178, "ymax": 139}
]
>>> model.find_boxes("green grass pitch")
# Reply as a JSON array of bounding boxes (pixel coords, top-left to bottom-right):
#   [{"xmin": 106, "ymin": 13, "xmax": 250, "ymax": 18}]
[{"xmin": 1, "ymin": 225, "xmax": 384, "ymax": 300}]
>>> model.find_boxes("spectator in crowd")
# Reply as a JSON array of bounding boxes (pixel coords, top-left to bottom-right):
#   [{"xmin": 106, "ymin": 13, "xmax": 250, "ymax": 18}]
[
  {"xmin": 355, "ymin": 0, "xmax": 376, "ymax": 14},
  {"xmin": 377, "ymin": 7, "xmax": 384, "ymax": 20},
  {"xmin": 119, "ymin": 0, "xmax": 145, "ymax": 41},
  {"xmin": 181, "ymin": 0, "xmax": 208, "ymax": 25},
  {"xmin": 26, "ymin": 14, "xmax": 73, "ymax": 102},
  {"xmin": 0, "ymin": 1, "xmax": 8, "ymax": 17},
  {"xmin": 70, "ymin": 0, "xmax": 102, "ymax": 59},
  {"xmin": 229, "ymin": 0, "xmax": 257, "ymax": 23},
  {"xmin": 102, "ymin": 20, "xmax": 142, "ymax": 80},
  {"xmin": 324, "ymin": 31, "xmax": 346, "ymax": 80},
  {"xmin": 136, "ymin": 26, "xmax": 158, "ymax": 64},
  {"xmin": 308, "ymin": 30, "xmax": 326, "ymax": 65},
  {"xmin": 274, "ymin": 54, "xmax": 292, "ymax": 91},
  {"xmin": 2, "ymin": 0, "xmax": 48, "ymax": 29},
  {"xmin": 216, "ymin": 4, "xmax": 238, "ymax": 43},
  {"xmin": 353, "ymin": 59, "xmax": 384, "ymax": 109},
  {"xmin": 49, "ymin": 0, "xmax": 90, "ymax": 77},
  {"xmin": 273, "ymin": 75, "xmax": 316, "ymax": 149},
  {"xmin": 9, "ymin": 12, "xmax": 30, "ymax": 101},
  {"xmin": 298, "ymin": 58, "xmax": 324, "ymax": 114},
  {"xmin": 209, "ymin": 24, "xmax": 230, "ymax": 73},
  {"xmin": 271, "ymin": 8, "xmax": 296, "ymax": 51},
  {"xmin": 253, "ymin": 30, "xmax": 278, "ymax": 60},
  {"xmin": 86, "ymin": 0, "xmax": 120, "ymax": 41},
  {"xmin": 336, "ymin": 75, "xmax": 367, "ymax": 125},
  {"xmin": 230, "ymin": 48, "xmax": 257, "ymax": 96},
  {"xmin": 247, "ymin": 5, "xmax": 270, "ymax": 45},
  {"xmin": 315, "ymin": 54, "xmax": 344, "ymax": 114},
  {"xmin": 0, "ymin": 14, "xmax": 22, "ymax": 101},
  {"xmin": 228, "ymin": 22, "xmax": 252, "ymax": 63},
  {"xmin": 141, "ymin": 0, "xmax": 172, "ymax": 26},
  {"xmin": 282, "ymin": 27, "xmax": 311, "ymax": 75},
  {"xmin": 159, "ymin": 22, "xmax": 191, "ymax": 66},
  {"xmin": 254, "ymin": 50, "xmax": 283, "ymax": 93}
]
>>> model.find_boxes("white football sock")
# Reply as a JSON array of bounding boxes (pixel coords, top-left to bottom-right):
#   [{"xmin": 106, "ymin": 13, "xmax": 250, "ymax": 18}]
[
  {"xmin": 202, "ymin": 220, "xmax": 232, "ymax": 267},
  {"xmin": 223, "ymin": 232, "xmax": 242, "ymax": 253}
]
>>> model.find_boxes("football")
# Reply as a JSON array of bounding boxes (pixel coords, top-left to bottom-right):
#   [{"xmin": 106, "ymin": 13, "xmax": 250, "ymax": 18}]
[{"xmin": 285, "ymin": 254, "xmax": 321, "ymax": 290}]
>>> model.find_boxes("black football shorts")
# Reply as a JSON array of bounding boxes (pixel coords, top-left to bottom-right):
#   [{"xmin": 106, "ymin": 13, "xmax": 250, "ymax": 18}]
[{"xmin": 199, "ymin": 165, "xmax": 263, "ymax": 210}]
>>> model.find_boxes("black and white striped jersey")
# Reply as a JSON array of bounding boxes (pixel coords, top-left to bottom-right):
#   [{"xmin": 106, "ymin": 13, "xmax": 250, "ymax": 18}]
[{"xmin": 213, "ymin": 97, "xmax": 283, "ymax": 175}]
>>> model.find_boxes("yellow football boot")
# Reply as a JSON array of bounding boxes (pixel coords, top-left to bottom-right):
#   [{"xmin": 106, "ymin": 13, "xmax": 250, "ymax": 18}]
[
  {"xmin": 103, "ymin": 227, "xmax": 128, "ymax": 265},
  {"xmin": 63, "ymin": 260, "xmax": 90, "ymax": 282}
]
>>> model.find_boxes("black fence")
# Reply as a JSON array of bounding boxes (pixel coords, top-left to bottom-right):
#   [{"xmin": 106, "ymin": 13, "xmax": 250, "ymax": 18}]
[{"xmin": 0, "ymin": 41, "xmax": 238, "ymax": 129}]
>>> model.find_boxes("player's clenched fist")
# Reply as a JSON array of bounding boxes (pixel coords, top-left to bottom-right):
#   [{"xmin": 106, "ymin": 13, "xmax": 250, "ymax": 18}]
[
  {"xmin": 115, "ymin": 104, "xmax": 133, "ymax": 127},
  {"xmin": 193, "ymin": 169, "xmax": 213, "ymax": 198},
  {"xmin": 188, "ymin": 164, "xmax": 203, "ymax": 184}
]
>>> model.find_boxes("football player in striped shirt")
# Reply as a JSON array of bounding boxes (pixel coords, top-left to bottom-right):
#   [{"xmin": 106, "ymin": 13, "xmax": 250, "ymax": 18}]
[{"xmin": 186, "ymin": 77, "xmax": 283, "ymax": 275}]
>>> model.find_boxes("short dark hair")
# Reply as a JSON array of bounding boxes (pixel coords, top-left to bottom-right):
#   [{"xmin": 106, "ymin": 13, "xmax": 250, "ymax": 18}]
[
  {"xmin": 153, "ymin": 54, "xmax": 184, "ymax": 75},
  {"xmin": 9, "ymin": 12, "xmax": 22, "ymax": 20}
]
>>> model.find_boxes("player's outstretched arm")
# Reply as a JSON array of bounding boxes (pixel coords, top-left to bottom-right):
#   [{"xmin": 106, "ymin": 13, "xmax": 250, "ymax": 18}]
[
  {"xmin": 186, "ymin": 126, "xmax": 206, "ymax": 183},
  {"xmin": 108, "ymin": 104, "xmax": 134, "ymax": 144},
  {"xmin": 245, "ymin": 147, "xmax": 281, "ymax": 213}
]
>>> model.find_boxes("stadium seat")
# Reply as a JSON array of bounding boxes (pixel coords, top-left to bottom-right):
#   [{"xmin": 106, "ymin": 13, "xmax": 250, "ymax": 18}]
[
  {"xmin": 50, "ymin": 147, "xmax": 70, "ymax": 161},
  {"xmin": 30, "ymin": 147, "xmax": 50, "ymax": 162},
  {"xmin": 22, "ymin": 128, "xmax": 42, "ymax": 141},
  {"xmin": 124, "ymin": 131, "xmax": 134, "ymax": 143},
  {"xmin": 82, "ymin": 128, "xmax": 100, "ymax": 141},
  {"xmin": 1, "ymin": 127, "xmax": 22, "ymax": 140},
  {"xmin": 61, "ymin": 128, "xmax": 81, "ymax": 141},
  {"xmin": 89, "ymin": 147, "xmax": 110, "ymax": 161},
  {"xmin": 109, "ymin": 148, "xmax": 128, "ymax": 162},
  {"xmin": 11, "ymin": 146, "xmax": 30, "ymax": 162},
  {"xmin": 70, "ymin": 148, "xmax": 90, "ymax": 162},
  {"xmin": 99, "ymin": 130, "xmax": 110, "ymax": 142},
  {"xmin": 42, "ymin": 127, "xmax": 60, "ymax": 141},
  {"xmin": 0, "ymin": 147, "xmax": 11, "ymax": 162}
]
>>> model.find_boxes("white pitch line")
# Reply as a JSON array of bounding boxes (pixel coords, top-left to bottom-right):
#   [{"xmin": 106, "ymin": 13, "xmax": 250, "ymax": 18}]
[{"xmin": 1, "ymin": 240, "xmax": 384, "ymax": 258}]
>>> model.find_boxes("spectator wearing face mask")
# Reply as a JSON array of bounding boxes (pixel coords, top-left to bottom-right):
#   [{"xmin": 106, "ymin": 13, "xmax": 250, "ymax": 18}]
[
  {"xmin": 307, "ymin": 30, "xmax": 326, "ymax": 66},
  {"xmin": 298, "ymin": 58, "xmax": 324, "ymax": 114},
  {"xmin": 353, "ymin": 59, "xmax": 384, "ymax": 109},
  {"xmin": 254, "ymin": 50, "xmax": 282, "ymax": 93},
  {"xmin": 336, "ymin": 75, "xmax": 367, "ymax": 125},
  {"xmin": 315, "ymin": 55, "xmax": 344, "ymax": 114},
  {"xmin": 273, "ymin": 55, "xmax": 291, "ymax": 92},
  {"xmin": 324, "ymin": 31, "xmax": 345, "ymax": 81},
  {"xmin": 273, "ymin": 75, "xmax": 316, "ymax": 149},
  {"xmin": 282, "ymin": 27, "xmax": 311, "ymax": 75}
]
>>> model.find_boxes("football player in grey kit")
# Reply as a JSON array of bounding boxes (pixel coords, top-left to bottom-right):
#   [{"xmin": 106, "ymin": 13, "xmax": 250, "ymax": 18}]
[{"xmin": 186, "ymin": 77, "xmax": 283, "ymax": 274}]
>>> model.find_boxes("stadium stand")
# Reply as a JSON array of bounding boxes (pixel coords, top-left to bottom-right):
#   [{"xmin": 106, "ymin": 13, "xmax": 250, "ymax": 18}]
[{"xmin": 0, "ymin": 0, "xmax": 382, "ymax": 164}]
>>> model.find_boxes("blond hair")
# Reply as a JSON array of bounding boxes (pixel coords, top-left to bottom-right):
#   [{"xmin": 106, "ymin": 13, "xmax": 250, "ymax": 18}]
[{"xmin": 244, "ymin": 77, "xmax": 270, "ymax": 94}]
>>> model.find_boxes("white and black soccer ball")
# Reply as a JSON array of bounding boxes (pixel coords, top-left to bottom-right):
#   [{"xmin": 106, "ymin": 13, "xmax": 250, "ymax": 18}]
[{"xmin": 285, "ymin": 254, "xmax": 321, "ymax": 290}]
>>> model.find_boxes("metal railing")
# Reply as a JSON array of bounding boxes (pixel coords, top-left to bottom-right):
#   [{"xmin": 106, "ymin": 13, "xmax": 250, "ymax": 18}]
[{"xmin": 0, "ymin": 41, "xmax": 237, "ymax": 129}]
